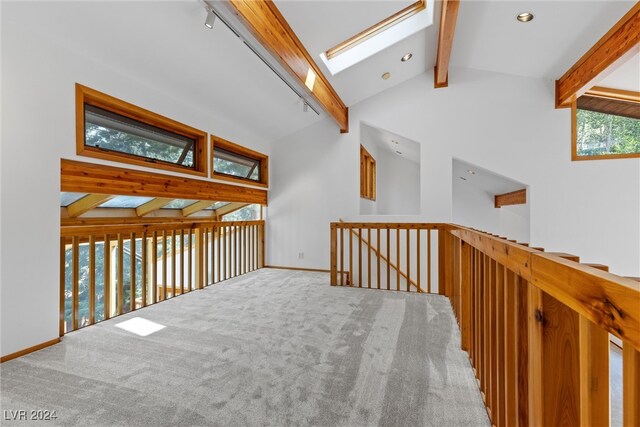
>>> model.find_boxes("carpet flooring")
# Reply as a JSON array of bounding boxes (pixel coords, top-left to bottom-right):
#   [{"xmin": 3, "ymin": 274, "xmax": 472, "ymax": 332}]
[{"xmin": 1, "ymin": 269, "xmax": 490, "ymax": 426}]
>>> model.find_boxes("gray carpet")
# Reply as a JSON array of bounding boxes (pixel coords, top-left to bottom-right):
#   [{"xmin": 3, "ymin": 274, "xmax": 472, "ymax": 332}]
[{"xmin": 0, "ymin": 269, "xmax": 490, "ymax": 427}]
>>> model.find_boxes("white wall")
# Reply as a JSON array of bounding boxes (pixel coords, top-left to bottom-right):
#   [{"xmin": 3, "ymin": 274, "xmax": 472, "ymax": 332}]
[
  {"xmin": 452, "ymin": 177, "xmax": 530, "ymax": 244},
  {"xmin": 0, "ymin": 8, "xmax": 270, "ymax": 357},
  {"xmin": 267, "ymin": 68, "xmax": 640, "ymax": 278},
  {"xmin": 376, "ymin": 149, "xmax": 420, "ymax": 215}
]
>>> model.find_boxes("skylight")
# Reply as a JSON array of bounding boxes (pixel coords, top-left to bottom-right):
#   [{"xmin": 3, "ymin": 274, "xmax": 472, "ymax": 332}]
[
  {"xmin": 320, "ymin": 0, "xmax": 433, "ymax": 75},
  {"xmin": 98, "ymin": 196, "xmax": 155, "ymax": 209},
  {"xmin": 60, "ymin": 192, "xmax": 88, "ymax": 207},
  {"xmin": 163, "ymin": 199, "xmax": 199, "ymax": 209}
]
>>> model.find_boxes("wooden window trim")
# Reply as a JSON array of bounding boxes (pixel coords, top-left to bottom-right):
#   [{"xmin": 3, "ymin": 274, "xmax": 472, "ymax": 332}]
[
  {"xmin": 572, "ymin": 87, "xmax": 640, "ymax": 161},
  {"xmin": 76, "ymin": 84, "xmax": 208, "ymax": 177},
  {"xmin": 325, "ymin": 0, "xmax": 426, "ymax": 60},
  {"xmin": 360, "ymin": 145, "xmax": 376, "ymax": 200},
  {"xmin": 211, "ymin": 136, "xmax": 269, "ymax": 188}
]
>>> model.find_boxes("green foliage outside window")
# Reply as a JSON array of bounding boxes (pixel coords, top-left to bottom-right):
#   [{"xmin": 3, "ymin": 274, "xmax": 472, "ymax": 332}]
[{"xmin": 576, "ymin": 109, "xmax": 640, "ymax": 157}]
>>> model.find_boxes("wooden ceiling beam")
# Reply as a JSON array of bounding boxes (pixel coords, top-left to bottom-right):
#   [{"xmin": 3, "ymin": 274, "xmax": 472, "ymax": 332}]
[
  {"xmin": 136, "ymin": 198, "xmax": 174, "ymax": 217},
  {"xmin": 67, "ymin": 194, "xmax": 114, "ymax": 218},
  {"xmin": 221, "ymin": 0, "xmax": 349, "ymax": 132},
  {"xmin": 495, "ymin": 188, "xmax": 526, "ymax": 208},
  {"xmin": 555, "ymin": 3, "xmax": 640, "ymax": 108},
  {"xmin": 61, "ymin": 159, "xmax": 268, "ymax": 205},
  {"xmin": 434, "ymin": 0, "xmax": 460, "ymax": 88},
  {"xmin": 182, "ymin": 200, "xmax": 215, "ymax": 217}
]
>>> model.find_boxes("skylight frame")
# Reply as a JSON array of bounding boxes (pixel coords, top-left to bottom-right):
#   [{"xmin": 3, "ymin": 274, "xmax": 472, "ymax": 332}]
[{"xmin": 324, "ymin": 0, "xmax": 426, "ymax": 60}]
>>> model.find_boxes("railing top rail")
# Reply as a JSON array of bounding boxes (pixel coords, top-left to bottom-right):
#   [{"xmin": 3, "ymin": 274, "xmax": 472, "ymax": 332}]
[
  {"xmin": 60, "ymin": 220, "xmax": 265, "ymax": 238},
  {"xmin": 331, "ymin": 222, "xmax": 450, "ymax": 230}
]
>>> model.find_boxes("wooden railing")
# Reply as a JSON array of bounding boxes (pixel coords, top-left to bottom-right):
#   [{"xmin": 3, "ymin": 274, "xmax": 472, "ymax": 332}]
[
  {"xmin": 60, "ymin": 220, "xmax": 264, "ymax": 334},
  {"xmin": 330, "ymin": 222, "xmax": 640, "ymax": 427}
]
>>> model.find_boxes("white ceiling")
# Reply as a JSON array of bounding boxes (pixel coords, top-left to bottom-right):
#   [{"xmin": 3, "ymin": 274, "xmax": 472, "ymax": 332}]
[
  {"xmin": 8, "ymin": 1, "xmax": 636, "ymax": 145},
  {"xmin": 362, "ymin": 123, "xmax": 420, "ymax": 164},
  {"xmin": 451, "ymin": 1, "xmax": 637, "ymax": 80},
  {"xmin": 10, "ymin": 1, "xmax": 324, "ymax": 142},
  {"xmin": 453, "ymin": 158, "xmax": 526, "ymax": 196},
  {"xmin": 597, "ymin": 52, "xmax": 640, "ymax": 92}
]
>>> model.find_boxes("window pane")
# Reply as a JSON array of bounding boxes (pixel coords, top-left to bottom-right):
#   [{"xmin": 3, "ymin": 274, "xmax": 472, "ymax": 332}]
[
  {"xmin": 163, "ymin": 199, "xmax": 198, "ymax": 209},
  {"xmin": 85, "ymin": 104, "xmax": 196, "ymax": 167},
  {"xmin": 222, "ymin": 204, "xmax": 260, "ymax": 221},
  {"xmin": 214, "ymin": 147, "xmax": 260, "ymax": 181},
  {"xmin": 576, "ymin": 109, "xmax": 640, "ymax": 157},
  {"xmin": 61, "ymin": 192, "xmax": 88, "ymax": 207},
  {"xmin": 99, "ymin": 196, "xmax": 155, "ymax": 209}
]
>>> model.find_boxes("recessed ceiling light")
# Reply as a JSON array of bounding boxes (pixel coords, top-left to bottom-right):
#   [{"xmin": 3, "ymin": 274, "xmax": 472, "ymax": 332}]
[
  {"xmin": 401, "ymin": 53, "xmax": 413, "ymax": 62},
  {"xmin": 516, "ymin": 12, "xmax": 534, "ymax": 22},
  {"xmin": 382, "ymin": 72, "xmax": 391, "ymax": 80},
  {"xmin": 393, "ymin": 140, "xmax": 399, "ymax": 145},
  {"xmin": 396, "ymin": 151, "xmax": 402, "ymax": 155},
  {"xmin": 467, "ymin": 170, "xmax": 476, "ymax": 175}
]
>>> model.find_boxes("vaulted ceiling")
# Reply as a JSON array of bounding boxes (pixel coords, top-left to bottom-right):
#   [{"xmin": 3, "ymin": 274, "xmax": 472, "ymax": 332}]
[{"xmin": 10, "ymin": 0, "xmax": 637, "ymax": 143}]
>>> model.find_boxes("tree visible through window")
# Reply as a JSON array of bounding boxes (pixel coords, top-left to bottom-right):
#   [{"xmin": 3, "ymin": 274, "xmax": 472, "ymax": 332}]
[{"xmin": 574, "ymin": 89, "xmax": 640, "ymax": 160}]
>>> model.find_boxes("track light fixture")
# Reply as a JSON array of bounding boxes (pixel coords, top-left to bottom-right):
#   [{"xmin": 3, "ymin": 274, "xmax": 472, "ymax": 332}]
[
  {"xmin": 303, "ymin": 100, "xmax": 309, "ymax": 113},
  {"xmin": 205, "ymin": 10, "xmax": 216, "ymax": 29}
]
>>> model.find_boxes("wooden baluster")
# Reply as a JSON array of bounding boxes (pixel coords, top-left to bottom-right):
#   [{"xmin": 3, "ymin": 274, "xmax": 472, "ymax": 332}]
[
  {"xmin": 180, "ymin": 229, "xmax": 185, "ymax": 291},
  {"xmin": 104, "ymin": 234, "xmax": 112, "ymax": 319},
  {"xmin": 59, "ymin": 238, "xmax": 66, "ymax": 336},
  {"xmin": 504, "ymin": 268, "xmax": 518, "ymax": 427},
  {"xmin": 244, "ymin": 225, "xmax": 248, "ymax": 274},
  {"xmin": 427, "ymin": 229, "xmax": 432, "ymax": 293},
  {"xmin": 416, "ymin": 229, "xmax": 421, "ymax": 293},
  {"xmin": 196, "ymin": 227, "xmax": 204, "ymax": 289},
  {"xmin": 358, "ymin": 228, "xmax": 363, "ymax": 288},
  {"xmin": 162, "ymin": 230, "xmax": 168, "ymax": 300},
  {"xmin": 89, "ymin": 236, "xmax": 96, "ymax": 325},
  {"xmin": 130, "ymin": 232, "xmax": 136, "ymax": 311},
  {"xmin": 151, "ymin": 231, "xmax": 158, "ymax": 303},
  {"xmin": 330, "ymin": 224, "xmax": 337, "ymax": 286},
  {"xmin": 187, "ymin": 230, "xmax": 192, "ymax": 291},
  {"xmin": 386, "ymin": 228, "xmax": 390, "ymax": 290},
  {"xmin": 496, "ymin": 263, "xmax": 506, "ymax": 427},
  {"xmin": 368, "ymin": 228, "xmax": 372, "ymax": 289},
  {"xmin": 235, "ymin": 225, "xmax": 239, "ymax": 277},
  {"xmin": 489, "ymin": 258, "xmax": 497, "ymax": 419},
  {"xmin": 260, "ymin": 222, "xmax": 265, "ymax": 268},
  {"xmin": 172, "ymin": 229, "xmax": 177, "ymax": 294},
  {"xmin": 340, "ymin": 227, "xmax": 344, "ymax": 286},
  {"xmin": 141, "ymin": 231, "xmax": 147, "ymax": 307},
  {"xmin": 117, "ymin": 233, "xmax": 124, "ymax": 315},
  {"xmin": 72, "ymin": 236, "xmax": 80, "ymax": 331},
  {"xmin": 579, "ymin": 263, "xmax": 610, "ymax": 427},
  {"xmin": 482, "ymin": 254, "xmax": 489, "ymax": 408},
  {"xmin": 516, "ymin": 275, "xmax": 529, "ymax": 427},
  {"xmin": 217, "ymin": 226, "xmax": 222, "ymax": 280},
  {"xmin": 210, "ymin": 226, "xmax": 215, "ymax": 282},
  {"xmin": 396, "ymin": 228, "xmax": 400, "ymax": 291},
  {"xmin": 406, "ymin": 228, "xmax": 410, "ymax": 292},
  {"xmin": 623, "ymin": 342, "xmax": 640, "ymax": 427},
  {"xmin": 460, "ymin": 241, "xmax": 472, "ymax": 352},
  {"xmin": 203, "ymin": 227, "xmax": 208, "ymax": 286},
  {"xmin": 224, "ymin": 226, "xmax": 228, "ymax": 280},
  {"xmin": 527, "ymin": 279, "xmax": 543, "ymax": 427}
]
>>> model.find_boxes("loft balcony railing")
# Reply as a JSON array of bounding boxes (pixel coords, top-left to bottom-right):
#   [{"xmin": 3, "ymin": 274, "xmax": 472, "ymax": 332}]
[
  {"xmin": 60, "ymin": 220, "xmax": 265, "ymax": 335},
  {"xmin": 330, "ymin": 222, "xmax": 640, "ymax": 427}
]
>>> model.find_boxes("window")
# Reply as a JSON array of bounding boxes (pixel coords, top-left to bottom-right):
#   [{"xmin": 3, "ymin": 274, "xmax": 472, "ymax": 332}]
[
  {"xmin": 76, "ymin": 84, "xmax": 207, "ymax": 176},
  {"xmin": 211, "ymin": 136, "xmax": 268, "ymax": 187},
  {"xmin": 360, "ymin": 145, "xmax": 376, "ymax": 200},
  {"xmin": 573, "ymin": 87, "xmax": 640, "ymax": 160},
  {"xmin": 222, "ymin": 204, "xmax": 261, "ymax": 221}
]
